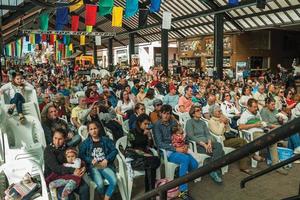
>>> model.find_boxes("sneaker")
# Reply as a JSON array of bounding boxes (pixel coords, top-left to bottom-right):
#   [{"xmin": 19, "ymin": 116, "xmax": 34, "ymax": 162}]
[
  {"xmin": 294, "ymin": 147, "xmax": 300, "ymax": 154},
  {"xmin": 7, "ymin": 107, "xmax": 14, "ymax": 115},
  {"xmin": 209, "ymin": 171, "xmax": 223, "ymax": 184},
  {"xmin": 19, "ymin": 114, "xmax": 25, "ymax": 124},
  {"xmin": 178, "ymin": 191, "xmax": 193, "ymax": 200},
  {"xmin": 276, "ymin": 167, "xmax": 289, "ymax": 175}
]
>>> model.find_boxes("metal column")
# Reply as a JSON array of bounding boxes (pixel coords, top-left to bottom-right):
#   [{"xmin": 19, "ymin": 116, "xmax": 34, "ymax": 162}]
[
  {"xmin": 161, "ymin": 29, "xmax": 168, "ymax": 76},
  {"xmin": 0, "ymin": 15, "xmax": 3, "ymax": 82},
  {"xmin": 214, "ymin": 13, "xmax": 224, "ymax": 80},
  {"xmin": 93, "ymin": 38, "xmax": 98, "ymax": 67},
  {"xmin": 108, "ymin": 38, "xmax": 113, "ymax": 72},
  {"xmin": 129, "ymin": 33, "xmax": 135, "ymax": 67}
]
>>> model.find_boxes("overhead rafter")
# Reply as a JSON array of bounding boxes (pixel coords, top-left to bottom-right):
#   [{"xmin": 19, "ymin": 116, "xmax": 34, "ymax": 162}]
[
  {"xmin": 0, "ymin": 5, "xmax": 19, "ymax": 10},
  {"xmin": 200, "ymin": 0, "xmax": 244, "ymax": 32}
]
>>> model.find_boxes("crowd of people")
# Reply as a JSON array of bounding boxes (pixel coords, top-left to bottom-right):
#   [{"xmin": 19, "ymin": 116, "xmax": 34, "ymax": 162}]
[{"xmin": 1, "ymin": 62, "xmax": 300, "ymax": 200}]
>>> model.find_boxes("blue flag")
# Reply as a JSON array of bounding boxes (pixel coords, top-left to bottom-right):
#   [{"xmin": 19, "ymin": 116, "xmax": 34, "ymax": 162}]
[
  {"xmin": 35, "ymin": 34, "xmax": 41, "ymax": 44},
  {"xmin": 149, "ymin": 0, "xmax": 161, "ymax": 13},
  {"xmin": 125, "ymin": 0, "xmax": 138, "ymax": 19},
  {"xmin": 228, "ymin": 0, "xmax": 239, "ymax": 6},
  {"xmin": 56, "ymin": 7, "xmax": 69, "ymax": 30}
]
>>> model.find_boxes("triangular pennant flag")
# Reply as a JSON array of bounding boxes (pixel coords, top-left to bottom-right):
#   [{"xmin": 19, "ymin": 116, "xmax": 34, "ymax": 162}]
[
  {"xmin": 228, "ymin": 0, "xmax": 239, "ymax": 6},
  {"xmin": 86, "ymin": 25, "xmax": 93, "ymax": 32},
  {"xmin": 139, "ymin": 9, "xmax": 148, "ymax": 28},
  {"xmin": 98, "ymin": 0, "xmax": 114, "ymax": 16},
  {"xmin": 162, "ymin": 11, "xmax": 172, "ymax": 30},
  {"xmin": 39, "ymin": 12, "xmax": 49, "ymax": 31},
  {"xmin": 69, "ymin": 0, "xmax": 84, "ymax": 12},
  {"xmin": 149, "ymin": 0, "xmax": 161, "ymax": 13},
  {"xmin": 56, "ymin": 7, "xmax": 69, "ymax": 30},
  {"xmin": 71, "ymin": 15, "xmax": 79, "ymax": 31},
  {"xmin": 95, "ymin": 36, "xmax": 101, "ymax": 46},
  {"xmin": 125, "ymin": 0, "xmax": 138, "ymax": 19},
  {"xmin": 112, "ymin": 7, "xmax": 124, "ymax": 27},
  {"xmin": 80, "ymin": 35, "xmax": 85, "ymax": 45},
  {"xmin": 85, "ymin": 4, "xmax": 97, "ymax": 26}
]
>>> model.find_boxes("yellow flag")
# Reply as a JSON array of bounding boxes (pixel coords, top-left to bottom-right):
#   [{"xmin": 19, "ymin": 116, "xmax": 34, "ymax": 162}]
[
  {"xmin": 69, "ymin": 0, "xmax": 83, "ymax": 12},
  {"xmin": 69, "ymin": 43, "xmax": 73, "ymax": 51},
  {"xmin": 86, "ymin": 25, "xmax": 93, "ymax": 33},
  {"xmin": 112, "ymin": 7, "xmax": 123, "ymax": 27},
  {"xmin": 80, "ymin": 35, "xmax": 85, "ymax": 45}
]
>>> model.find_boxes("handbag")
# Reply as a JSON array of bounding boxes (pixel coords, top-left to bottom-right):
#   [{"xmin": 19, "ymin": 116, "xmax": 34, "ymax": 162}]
[
  {"xmin": 224, "ymin": 131, "xmax": 238, "ymax": 140},
  {"xmin": 155, "ymin": 178, "xmax": 179, "ymax": 200},
  {"xmin": 124, "ymin": 148, "xmax": 148, "ymax": 171}
]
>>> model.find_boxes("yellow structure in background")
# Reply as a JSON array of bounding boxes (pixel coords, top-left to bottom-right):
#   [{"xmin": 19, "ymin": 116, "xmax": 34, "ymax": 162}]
[{"xmin": 75, "ymin": 55, "xmax": 94, "ymax": 66}]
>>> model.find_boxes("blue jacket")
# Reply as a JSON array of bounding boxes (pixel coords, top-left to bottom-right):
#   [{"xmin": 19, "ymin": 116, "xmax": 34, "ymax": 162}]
[
  {"xmin": 153, "ymin": 119, "xmax": 177, "ymax": 151},
  {"xmin": 79, "ymin": 136, "xmax": 118, "ymax": 171}
]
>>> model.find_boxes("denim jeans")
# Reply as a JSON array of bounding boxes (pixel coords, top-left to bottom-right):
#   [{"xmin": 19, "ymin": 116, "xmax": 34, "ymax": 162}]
[
  {"xmin": 10, "ymin": 93, "xmax": 25, "ymax": 114},
  {"xmin": 66, "ymin": 134, "xmax": 82, "ymax": 148},
  {"xmin": 168, "ymin": 152, "xmax": 198, "ymax": 192},
  {"xmin": 90, "ymin": 167, "xmax": 117, "ymax": 197},
  {"xmin": 60, "ymin": 179, "xmax": 90, "ymax": 200},
  {"xmin": 288, "ymin": 133, "xmax": 300, "ymax": 150}
]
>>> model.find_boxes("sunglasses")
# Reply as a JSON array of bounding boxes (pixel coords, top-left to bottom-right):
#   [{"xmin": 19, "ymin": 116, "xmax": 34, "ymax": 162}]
[{"xmin": 195, "ymin": 109, "xmax": 201, "ymax": 112}]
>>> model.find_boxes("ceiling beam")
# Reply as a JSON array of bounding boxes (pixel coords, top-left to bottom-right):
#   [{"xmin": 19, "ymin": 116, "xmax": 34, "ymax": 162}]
[
  {"xmin": 103, "ymin": 0, "xmax": 258, "ymax": 38},
  {"xmin": 200, "ymin": 0, "xmax": 244, "ymax": 32},
  {"xmin": 0, "ymin": 5, "xmax": 19, "ymax": 10}
]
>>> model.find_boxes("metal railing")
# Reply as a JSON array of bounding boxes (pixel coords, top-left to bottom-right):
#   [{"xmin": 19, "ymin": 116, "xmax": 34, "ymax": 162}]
[{"xmin": 135, "ymin": 117, "xmax": 300, "ymax": 200}]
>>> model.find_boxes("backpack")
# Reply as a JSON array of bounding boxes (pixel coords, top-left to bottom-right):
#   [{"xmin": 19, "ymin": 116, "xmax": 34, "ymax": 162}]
[{"xmin": 155, "ymin": 178, "xmax": 179, "ymax": 200}]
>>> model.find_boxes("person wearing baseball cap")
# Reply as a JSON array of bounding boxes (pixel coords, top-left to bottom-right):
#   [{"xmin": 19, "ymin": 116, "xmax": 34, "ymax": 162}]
[{"xmin": 163, "ymin": 85, "xmax": 179, "ymax": 109}]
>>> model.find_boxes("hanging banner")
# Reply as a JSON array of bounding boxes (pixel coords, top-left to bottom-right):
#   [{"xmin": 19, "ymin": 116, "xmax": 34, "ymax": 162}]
[
  {"xmin": 39, "ymin": 12, "xmax": 49, "ymax": 31},
  {"xmin": 85, "ymin": 4, "xmax": 97, "ymax": 26},
  {"xmin": 80, "ymin": 35, "xmax": 85, "ymax": 45},
  {"xmin": 112, "ymin": 7, "xmax": 124, "ymax": 27},
  {"xmin": 22, "ymin": 29, "xmax": 116, "ymax": 37},
  {"xmin": 69, "ymin": 0, "xmax": 83, "ymax": 12},
  {"xmin": 125, "ymin": 0, "xmax": 138, "ymax": 19},
  {"xmin": 71, "ymin": 15, "xmax": 80, "ymax": 31},
  {"xmin": 95, "ymin": 36, "xmax": 101, "ymax": 46},
  {"xmin": 56, "ymin": 7, "xmax": 69, "ymax": 30},
  {"xmin": 162, "ymin": 11, "xmax": 172, "ymax": 30},
  {"xmin": 139, "ymin": 9, "xmax": 148, "ymax": 28},
  {"xmin": 99, "ymin": 0, "xmax": 114, "ymax": 16},
  {"xmin": 149, "ymin": 0, "xmax": 161, "ymax": 13}
]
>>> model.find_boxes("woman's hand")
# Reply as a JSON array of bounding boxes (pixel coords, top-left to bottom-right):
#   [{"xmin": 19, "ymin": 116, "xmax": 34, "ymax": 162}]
[
  {"xmin": 73, "ymin": 167, "xmax": 86, "ymax": 177},
  {"xmin": 176, "ymin": 146, "xmax": 187, "ymax": 153},
  {"xmin": 99, "ymin": 159, "xmax": 108, "ymax": 168},
  {"xmin": 92, "ymin": 159, "xmax": 98, "ymax": 165}
]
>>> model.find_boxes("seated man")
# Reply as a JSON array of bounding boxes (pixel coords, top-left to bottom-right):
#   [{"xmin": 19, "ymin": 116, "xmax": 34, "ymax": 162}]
[
  {"xmin": 238, "ymin": 98, "xmax": 288, "ymax": 175},
  {"xmin": 42, "ymin": 104, "xmax": 81, "ymax": 147},
  {"xmin": 71, "ymin": 97, "xmax": 87, "ymax": 129},
  {"xmin": 153, "ymin": 105, "xmax": 198, "ymax": 200}
]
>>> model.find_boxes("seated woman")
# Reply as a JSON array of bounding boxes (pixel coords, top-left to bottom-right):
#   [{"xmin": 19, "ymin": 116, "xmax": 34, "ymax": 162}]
[
  {"xmin": 79, "ymin": 121, "xmax": 118, "ymax": 200},
  {"xmin": 208, "ymin": 104, "xmax": 254, "ymax": 175},
  {"xmin": 220, "ymin": 92, "xmax": 240, "ymax": 129},
  {"xmin": 127, "ymin": 114, "xmax": 160, "ymax": 192},
  {"xmin": 185, "ymin": 104, "xmax": 224, "ymax": 184},
  {"xmin": 44, "ymin": 128, "xmax": 89, "ymax": 200},
  {"xmin": 116, "ymin": 90, "xmax": 135, "ymax": 120},
  {"xmin": 128, "ymin": 103, "xmax": 146, "ymax": 131}
]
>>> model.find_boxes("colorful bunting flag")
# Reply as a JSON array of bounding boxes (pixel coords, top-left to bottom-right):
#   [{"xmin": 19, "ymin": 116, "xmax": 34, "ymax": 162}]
[
  {"xmin": 162, "ymin": 11, "xmax": 172, "ymax": 30},
  {"xmin": 228, "ymin": 0, "xmax": 239, "ymax": 6},
  {"xmin": 95, "ymin": 36, "xmax": 101, "ymax": 46},
  {"xmin": 25, "ymin": 35, "xmax": 29, "ymax": 42},
  {"xmin": 86, "ymin": 25, "xmax": 93, "ymax": 32},
  {"xmin": 85, "ymin": 4, "xmax": 97, "ymax": 26},
  {"xmin": 16, "ymin": 39, "xmax": 22, "ymax": 57},
  {"xmin": 99, "ymin": 0, "xmax": 114, "ymax": 16},
  {"xmin": 125, "ymin": 0, "xmax": 138, "ymax": 19},
  {"xmin": 112, "ymin": 7, "xmax": 124, "ymax": 27},
  {"xmin": 69, "ymin": 43, "xmax": 73, "ymax": 51},
  {"xmin": 56, "ymin": 7, "xmax": 69, "ymax": 30},
  {"xmin": 149, "ymin": 0, "xmax": 161, "ymax": 13},
  {"xmin": 35, "ymin": 34, "xmax": 41, "ymax": 44},
  {"xmin": 42, "ymin": 34, "xmax": 47, "ymax": 42},
  {"xmin": 69, "ymin": 0, "xmax": 83, "ymax": 12},
  {"xmin": 39, "ymin": 12, "xmax": 49, "ymax": 31},
  {"xmin": 50, "ymin": 34, "xmax": 56, "ymax": 45},
  {"xmin": 28, "ymin": 44, "xmax": 31, "ymax": 51},
  {"xmin": 80, "ymin": 35, "xmax": 85, "ymax": 45},
  {"xmin": 29, "ymin": 34, "xmax": 35, "ymax": 44},
  {"xmin": 139, "ymin": 9, "xmax": 149, "ymax": 28},
  {"xmin": 71, "ymin": 15, "xmax": 79, "ymax": 31}
]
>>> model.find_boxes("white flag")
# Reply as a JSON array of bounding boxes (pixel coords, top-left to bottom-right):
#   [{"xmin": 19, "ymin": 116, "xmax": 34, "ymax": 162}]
[
  {"xmin": 162, "ymin": 11, "xmax": 172, "ymax": 30},
  {"xmin": 95, "ymin": 36, "xmax": 101, "ymax": 46}
]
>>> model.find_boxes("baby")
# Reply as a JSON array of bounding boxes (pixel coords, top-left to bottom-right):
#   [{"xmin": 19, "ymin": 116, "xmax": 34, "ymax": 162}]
[{"xmin": 47, "ymin": 148, "xmax": 83, "ymax": 200}]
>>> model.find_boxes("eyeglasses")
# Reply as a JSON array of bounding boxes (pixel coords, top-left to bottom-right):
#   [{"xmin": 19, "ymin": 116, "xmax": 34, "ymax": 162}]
[
  {"xmin": 279, "ymin": 91, "xmax": 284, "ymax": 93},
  {"xmin": 155, "ymin": 104, "xmax": 162, "ymax": 107},
  {"xmin": 195, "ymin": 109, "xmax": 201, "ymax": 112}
]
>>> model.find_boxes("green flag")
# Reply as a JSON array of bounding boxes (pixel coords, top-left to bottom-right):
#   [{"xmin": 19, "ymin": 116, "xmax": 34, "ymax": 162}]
[
  {"xmin": 40, "ymin": 12, "xmax": 49, "ymax": 31},
  {"xmin": 98, "ymin": 0, "xmax": 114, "ymax": 16}
]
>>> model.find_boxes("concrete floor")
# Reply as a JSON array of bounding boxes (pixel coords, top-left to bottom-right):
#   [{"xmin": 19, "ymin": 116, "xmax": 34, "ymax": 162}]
[{"xmin": 129, "ymin": 162, "xmax": 300, "ymax": 200}]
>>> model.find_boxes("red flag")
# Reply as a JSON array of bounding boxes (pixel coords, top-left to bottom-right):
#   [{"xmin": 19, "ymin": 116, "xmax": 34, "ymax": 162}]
[
  {"xmin": 42, "ymin": 34, "xmax": 47, "ymax": 42},
  {"xmin": 59, "ymin": 43, "xmax": 64, "ymax": 51},
  {"xmin": 85, "ymin": 4, "xmax": 97, "ymax": 26},
  {"xmin": 49, "ymin": 34, "xmax": 56, "ymax": 45},
  {"xmin": 71, "ymin": 15, "xmax": 79, "ymax": 31}
]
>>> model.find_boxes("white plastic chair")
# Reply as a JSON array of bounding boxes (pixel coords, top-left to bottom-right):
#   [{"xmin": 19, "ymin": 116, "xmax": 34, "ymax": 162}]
[
  {"xmin": 241, "ymin": 129, "xmax": 258, "ymax": 168},
  {"xmin": 122, "ymin": 120, "xmax": 129, "ymax": 135},
  {"xmin": 0, "ymin": 159, "xmax": 49, "ymax": 200},
  {"xmin": 78, "ymin": 125, "xmax": 88, "ymax": 140}
]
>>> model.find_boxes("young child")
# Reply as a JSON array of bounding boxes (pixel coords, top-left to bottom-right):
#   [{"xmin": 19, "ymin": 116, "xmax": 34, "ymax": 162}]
[
  {"xmin": 171, "ymin": 124, "xmax": 193, "ymax": 155},
  {"xmin": 46, "ymin": 148, "xmax": 83, "ymax": 200},
  {"xmin": 0, "ymin": 72, "xmax": 33, "ymax": 124}
]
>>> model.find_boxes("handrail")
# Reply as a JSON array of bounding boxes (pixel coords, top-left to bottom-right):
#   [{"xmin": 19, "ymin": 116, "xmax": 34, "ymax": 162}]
[{"xmin": 135, "ymin": 118, "xmax": 300, "ymax": 200}]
